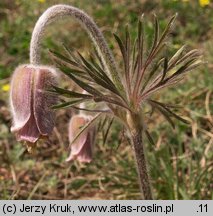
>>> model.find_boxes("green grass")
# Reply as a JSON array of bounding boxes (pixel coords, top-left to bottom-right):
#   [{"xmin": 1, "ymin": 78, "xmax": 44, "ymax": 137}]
[{"xmin": 0, "ymin": 0, "xmax": 212, "ymax": 199}]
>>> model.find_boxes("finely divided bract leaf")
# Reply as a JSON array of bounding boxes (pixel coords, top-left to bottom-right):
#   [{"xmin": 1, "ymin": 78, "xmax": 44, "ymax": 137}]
[
  {"xmin": 145, "ymin": 130, "xmax": 155, "ymax": 146},
  {"xmin": 59, "ymin": 66, "xmax": 103, "ymax": 97},
  {"xmin": 137, "ymin": 16, "xmax": 144, "ymax": 75},
  {"xmin": 134, "ymin": 14, "xmax": 176, "ymax": 97},
  {"xmin": 149, "ymin": 99, "xmax": 189, "ymax": 127},
  {"xmin": 166, "ymin": 58, "xmax": 201, "ymax": 81},
  {"xmin": 50, "ymin": 50, "xmax": 79, "ymax": 67},
  {"xmin": 140, "ymin": 58, "xmax": 165, "ymax": 93},
  {"xmin": 59, "ymin": 66, "xmax": 129, "ymax": 110},
  {"xmin": 143, "ymin": 14, "xmax": 176, "ymax": 71},
  {"xmin": 139, "ymin": 48, "xmax": 202, "ymax": 101},
  {"xmin": 168, "ymin": 45, "xmax": 186, "ymax": 69},
  {"xmin": 176, "ymin": 49, "xmax": 202, "ymax": 66},
  {"xmin": 77, "ymin": 52, "xmax": 121, "ymax": 96},
  {"xmin": 113, "ymin": 33, "xmax": 126, "ymax": 66},
  {"xmin": 103, "ymin": 117, "xmax": 114, "ymax": 145},
  {"xmin": 150, "ymin": 100, "xmax": 175, "ymax": 129},
  {"xmin": 97, "ymin": 115, "xmax": 108, "ymax": 132},
  {"xmin": 161, "ymin": 57, "xmax": 168, "ymax": 81},
  {"xmin": 52, "ymin": 47, "xmax": 123, "ymax": 98},
  {"xmin": 149, "ymin": 15, "xmax": 159, "ymax": 57},
  {"xmin": 50, "ymin": 86, "xmax": 93, "ymax": 99},
  {"xmin": 52, "ymin": 99, "xmax": 87, "ymax": 109},
  {"xmin": 71, "ymin": 106, "xmax": 109, "ymax": 113},
  {"xmin": 158, "ymin": 14, "xmax": 177, "ymax": 46},
  {"xmin": 114, "ymin": 25, "xmax": 132, "ymax": 93},
  {"xmin": 62, "ymin": 44, "xmax": 80, "ymax": 63}
]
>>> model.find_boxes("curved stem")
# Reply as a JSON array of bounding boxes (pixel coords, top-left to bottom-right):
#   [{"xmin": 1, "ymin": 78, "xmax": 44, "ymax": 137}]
[{"xmin": 30, "ymin": 4, "xmax": 123, "ymax": 92}]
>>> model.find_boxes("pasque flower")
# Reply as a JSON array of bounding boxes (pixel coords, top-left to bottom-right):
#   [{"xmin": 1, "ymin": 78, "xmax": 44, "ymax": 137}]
[
  {"xmin": 9, "ymin": 3, "xmax": 202, "ymax": 199},
  {"xmin": 10, "ymin": 64, "xmax": 57, "ymax": 143},
  {"xmin": 66, "ymin": 114, "xmax": 95, "ymax": 163},
  {"xmin": 10, "ymin": 4, "xmax": 112, "ymax": 150}
]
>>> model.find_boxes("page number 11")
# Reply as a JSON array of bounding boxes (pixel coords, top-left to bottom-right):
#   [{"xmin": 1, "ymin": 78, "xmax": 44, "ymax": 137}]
[{"xmin": 197, "ymin": 204, "xmax": 208, "ymax": 213}]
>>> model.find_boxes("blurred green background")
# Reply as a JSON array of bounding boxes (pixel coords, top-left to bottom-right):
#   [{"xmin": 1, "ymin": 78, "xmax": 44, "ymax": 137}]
[{"xmin": 0, "ymin": 0, "xmax": 212, "ymax": 199}]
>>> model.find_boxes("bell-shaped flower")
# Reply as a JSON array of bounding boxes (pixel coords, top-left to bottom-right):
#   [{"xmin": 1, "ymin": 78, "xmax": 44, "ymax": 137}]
[
  {"xmin": 66, "ymin": 114, "xmax": 95, "ymax": 163},
  {"xmin": 10, "ymin": 64, "xmax": 58, "ymax": 144}
]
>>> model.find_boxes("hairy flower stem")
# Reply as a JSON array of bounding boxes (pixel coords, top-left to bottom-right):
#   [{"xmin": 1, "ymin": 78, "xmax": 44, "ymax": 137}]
[
  {"xmin": 127, "ymin": 112, "xmax": 153, "ymax": 199},
  {"xmin": 131, "ymin": 130, "xmax": 153, "ymax": 199},
  {"xmin": 30, "ymin": 4, "xmax": 124, "ymax": 94}
]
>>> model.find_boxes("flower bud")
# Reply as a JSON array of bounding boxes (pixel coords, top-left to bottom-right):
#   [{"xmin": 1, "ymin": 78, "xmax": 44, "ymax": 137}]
[
  {"xmin": 66, "ymin": 114, "xmax": 95, "ymax": 163},
  {"xmin": 10, "ymin": 64, "xmax": 58, "ymax": 144}
]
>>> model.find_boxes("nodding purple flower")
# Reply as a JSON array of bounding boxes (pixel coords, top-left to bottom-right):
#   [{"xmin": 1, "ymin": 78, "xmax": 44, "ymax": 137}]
[
  {"xmin": 10, "ymin": 64, "xmax": 58, "ymax": 144},
  {"xmin": 66, "ymin": 114, "xmax": 95, "ymax": 163}
]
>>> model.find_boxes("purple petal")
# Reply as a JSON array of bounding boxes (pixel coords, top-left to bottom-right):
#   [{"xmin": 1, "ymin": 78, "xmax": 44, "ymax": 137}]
[
  {"xmin": 16, "ymin": 112, "xmax": 40, "ymax": 143},
  {"xmin": 66, "ymin": 133, "xmax": 93, "ymax": 163},
  {"xmin": 66, "ymin": 115, "xmax": 94, "ymax": 163},
  {"xmin": 76, "ymin": 133, "xmax": 93, "ymax": 163},
  {"xmin": 68, "ymin": 115, "xmax": 89, "ymax": 155},
  {"xmin": 10, "ymin": 65, "xmax": 33, "ymax": 132},
  {"xmin": 33, "ymin": 66, "xmax": 57, "ymax": 136}
]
